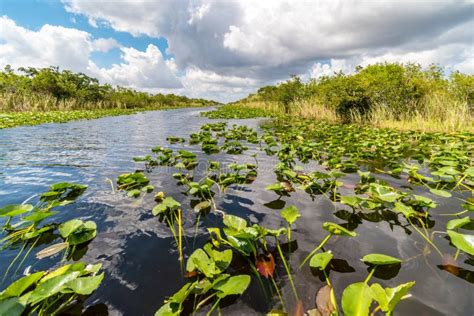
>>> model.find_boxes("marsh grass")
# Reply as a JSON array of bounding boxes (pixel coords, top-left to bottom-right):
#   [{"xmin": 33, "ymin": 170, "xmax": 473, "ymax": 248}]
[
  {"xmin": 235, "ymin": 94, "xmax": 473, "ymax": 133},
  {"xmin": 0, "ymin": 92, "xmax": 123, "ymax": 112},
  {"xmin": 350, "ymin": 94, "xmax": 473, "ymax": 133}
]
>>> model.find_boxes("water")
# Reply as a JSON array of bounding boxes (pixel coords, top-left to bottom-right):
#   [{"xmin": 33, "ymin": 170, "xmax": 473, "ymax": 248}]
[{"xmin": 0, "ymin": 108, "xmax": 472, "ymax": 315}]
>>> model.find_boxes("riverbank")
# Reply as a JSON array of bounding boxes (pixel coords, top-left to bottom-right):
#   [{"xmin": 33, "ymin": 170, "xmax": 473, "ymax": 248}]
[{"xmin": 202, "ymin": 103, "xmax": 474, "ymax": 133}]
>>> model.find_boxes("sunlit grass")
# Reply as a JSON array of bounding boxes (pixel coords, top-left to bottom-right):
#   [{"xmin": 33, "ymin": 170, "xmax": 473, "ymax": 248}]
[{"xmin": 230, "ymin": 94, "xmax": 473, "ymax": 133}]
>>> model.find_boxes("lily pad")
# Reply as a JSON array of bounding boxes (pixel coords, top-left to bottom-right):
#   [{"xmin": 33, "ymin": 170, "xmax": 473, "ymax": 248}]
[
  {"xmin": 323, "ymin": 222, "xmax": 357, "ymax": 237},
  {"xmin": 310, "ymin": 251, "xmax": 333, "ymax": 270},
  {"xmin": 362, "ymin": 253, "xmax": 401, "ymax": 265}
]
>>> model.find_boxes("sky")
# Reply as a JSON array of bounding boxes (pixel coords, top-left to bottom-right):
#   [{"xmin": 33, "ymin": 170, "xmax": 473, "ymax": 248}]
[{"xmin": 0, "ymin": 0, "xmax": 473, "ymax": 102}]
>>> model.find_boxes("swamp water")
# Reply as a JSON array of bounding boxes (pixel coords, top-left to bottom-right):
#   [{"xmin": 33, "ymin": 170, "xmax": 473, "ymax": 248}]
[{"xmin": 0, "ymin": 108, "xmax": 472, "ymax": 315}]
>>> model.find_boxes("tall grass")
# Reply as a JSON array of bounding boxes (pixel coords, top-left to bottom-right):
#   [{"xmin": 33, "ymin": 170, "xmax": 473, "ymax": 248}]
[
  {"xmin": 0, "ymin": 91, "xmax": 210, "ymax": 113},
  {"xmin": 0, "ymin": 92, "xmax": 125, "ymax": 112},
  {"xmin": 237, "ymin": 95, "xmax": 473, "ymax": 133},
  {"xmin": 350, "ymin": 94, "xmax": 473, "ymax": 132}
]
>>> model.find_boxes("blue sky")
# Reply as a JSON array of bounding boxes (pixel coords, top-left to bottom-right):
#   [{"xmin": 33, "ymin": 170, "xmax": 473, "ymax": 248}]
[
  {"xmin": 0, "ymin": 0, "xmax": 172, "ymax": 68},
  {"xmin": 0, "ymin": 0, "xmax": 472, "ymax": 101}
]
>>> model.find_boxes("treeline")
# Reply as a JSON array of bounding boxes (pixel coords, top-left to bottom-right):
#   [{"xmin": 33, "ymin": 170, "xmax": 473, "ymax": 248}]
[
  {"xmin": 0, "ymin": 66, "xmax": 219, "ymax": 111},
  {"xmin": 238, "ymin": 63, "xmax": 473, "ymax": 120}
]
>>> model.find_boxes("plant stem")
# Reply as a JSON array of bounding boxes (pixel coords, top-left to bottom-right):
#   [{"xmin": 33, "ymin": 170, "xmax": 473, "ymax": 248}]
[
  {"xmin": 364, "ymin": 267, "xmax": 376, "ymax": 284},
  {"xmin": 323, "ymin": 270, "xmax": 339, "ymax": 315},
  {"xmin": 14, "ymin": 237, "xmax": 39, "ymax": 276},
  {"xmin": 454, "ymin": 248, "xmax": 460, "ymax": 261},
  {"xmin": 275, "ymin": 237, "xmax": 299, "ymax": 300},
  {"xmin": 195, "ymin": 292, "xmax": 218, "ymax": 313},
  {"xmin": 299, "ymin": 234, "xmax": 332, "ymax": 269},
  {"xmin": 206, "ymin": 297, "xmax": 221, "ymax": 316},
  {"xmin": 270, "ymin": 276, "xmax": 286, "ymax": 312},
  {"xmin": 2, "ymin": 241, "xmax": 27, "ymax": 282},
  {"xmin": 408, "ymin": 218, "xmax": 443, "ymax": 257},
  {"xmin": 178, "ymin": 208, "xmax": 183, "ymax": 265}
]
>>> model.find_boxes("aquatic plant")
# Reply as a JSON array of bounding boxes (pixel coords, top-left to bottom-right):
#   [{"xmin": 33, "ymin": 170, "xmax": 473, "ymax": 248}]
[
  {"xmin": 114, "ymin": 110, "xmax": 472, "ymax": 314},
  {"xmin": 0, "ymin": 183, "xmax": 96, "ymax": 278},
  {"xmin": 155, "ymin": 241, "xmax": 251, "ymax": 315},
  {"xmin": 0, "ymin": 262, "xmax": 104, "ymax": 315}
]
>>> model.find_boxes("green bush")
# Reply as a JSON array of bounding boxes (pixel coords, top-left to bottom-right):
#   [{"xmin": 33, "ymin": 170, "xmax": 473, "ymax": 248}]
[{"xmin": 246, "ymin": 62, "xmax": 473, "ymax": 120}]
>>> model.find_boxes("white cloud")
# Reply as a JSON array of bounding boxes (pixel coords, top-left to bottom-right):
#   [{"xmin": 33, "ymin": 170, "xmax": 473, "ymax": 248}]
[
  {"xmin": 179, "ymin": 67, "xmax": 259, "ymax": 100},
  {"xmin": 310, "ymin": 59, "xmax": 353, "ymax": 78},
  {"xmin": 90, "ymin": 45, "xmax": 182, "ymax": 89},
  {"xmin": 63, "ymin": 1, "xmax": 473, "ymax": 74},
  {"xmin": 0, "ymin": 16, "xmax": 182, "ymax": 91},
  {"xmin": 0, "ymin": 15, "xmax": 92, "ymax": 71},
  {"xmin": 310, "ymin": 43, "xmax": 474, "ymax": 79},
  {"xmin": 92, "ymin": 38, "xmax": 119, "ymax": 53}
]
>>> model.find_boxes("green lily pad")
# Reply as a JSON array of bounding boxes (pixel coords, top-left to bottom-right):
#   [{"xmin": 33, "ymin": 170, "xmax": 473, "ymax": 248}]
[
  {"xmin": 323, "ymin": 222, "xmax": 357, "ymax": 237},
  {"xmin": 447, "ymin": 230, "xmax": 474, "ymax": 255},
  {"xmin": 280, "ymin": 206, "xmax": 301, "ymax": 225},
  {"xmin": 213, "ymin": 275, "xmax": 251, "ymax": 298},
  {"xmin": 341, "ymin": 282, "xmax": 372, "ymax": 316},
  {"xmin": 362, "ymin": 253, "xmax": 401, "ymax": 265},
  {"xmin": 446, "ymin": 216, "xmax": 471, "ymax": 230},
  {"xmin": 309, "ymin": 251, "xmax": 333, "ymax": 270}
]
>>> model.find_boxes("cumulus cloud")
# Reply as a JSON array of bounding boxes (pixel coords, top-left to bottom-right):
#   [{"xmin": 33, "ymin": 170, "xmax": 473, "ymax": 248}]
[
  {"xmin": 180, "ymin": 67, "xmax": 259, "ymax": 101},
  {"xmin": 92, "ymin": 38, "xmax": 120, "ymax": 52},
  {"xmin": 90, "ymin": 45, "xmax": 182, "ymax": 90},
  {"xmin": 0, "ymin": 16, "xmax": 182, "ymax": 91},
  {"xmin": 63, "ymin": 1, "xmax": 473, "ymax": 76},
  {"xmin": 0, "ymin": 15, "xmax": 93, "ymax": 71}
]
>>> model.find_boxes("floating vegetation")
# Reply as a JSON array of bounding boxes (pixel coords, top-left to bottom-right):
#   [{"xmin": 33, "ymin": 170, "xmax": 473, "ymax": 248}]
[
  {"xmin": 0, "ymin": 262, "xmax": 103, "ymax": 315},
  {"xmin": 117, "ymin": 171, "xmax": 153, "ymax": 198},
  {"xmin": 0, "ymin": 182, "xmax": 103, "ymax": 315},
  {"xmin": 201, "ymin": 104, "xmax": 275, "ymax": 119},
  {"xmin": 0, "ymin": 109, "xmax": 148, "ymax": 129},
  {"xmin": 113, "ymin": 107, "xmax": 472, "ymax": 314}
]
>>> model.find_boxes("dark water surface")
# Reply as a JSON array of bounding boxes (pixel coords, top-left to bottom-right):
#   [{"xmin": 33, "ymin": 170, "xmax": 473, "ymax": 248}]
[{"xmin": 0, "ymin": 108, "xmax": 472, "ymax": 315}]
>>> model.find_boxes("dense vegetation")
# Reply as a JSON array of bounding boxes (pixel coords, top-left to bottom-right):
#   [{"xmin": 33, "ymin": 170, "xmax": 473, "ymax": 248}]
[
  {"xmin": 119, "ymin": 116, "xmax": 472, "ymax": 315},
  {"xmin": 0, "ymin": 65, "xmax": 218, "ymax": 112},
  {"xmin": 0, "ymin": 109, "xmax": 146, "ymax": 129},
  {"xmin": 1, "ymin": 105, "xmax": 472, "ymax": 314},
  {"xmin": 233, "ymin": 63, "xmax": 474, "ymax": 132}
]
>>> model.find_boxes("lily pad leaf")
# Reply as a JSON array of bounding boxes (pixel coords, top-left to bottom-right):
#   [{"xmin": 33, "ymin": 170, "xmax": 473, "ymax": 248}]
[
  {"xmin": 393, "ymin": 202, "xmax": 416, "ymax": 219},
  {"xmin": 154, "ymin": 302, "xmax": 180, "ymax": 316},
  {"xmin": 63, "ymin": 273, "xmax": 104, "ymax": 295},
  {"xmin": 127, "ymin": 189, "xmax": 141, "ymax": 198},
  {"xmin": 66, "ymin": 221, "xmax": 97, "ymax": 246},
  {"xmin": 223, "ymin": 214, "xmax": 247, "ymax": 231},
  {"xmin": 447, "ymin": 230, "xmax": 474, "ymax": 255},
  {"xmin": 371, "ymin": 281, "xmax": 415, "ymax": 313},
  {"xmin": 0, "ymin": 297, "xmax": 24, "ymax": 316},
  {"xmin": 0, "ymin": 204, "xmax": 33, "ymax": 217},
  {"xmin": 213, "ymin": 275, "xmax": 251, "ymax": 298},
  {"xmin": 152, "ymin": 197, "xmax": 181, "ymax": 216},
  {"xmin": 0, "ymin": 272, "xmax": 44, "ymax": 299},
  {"xmin": 58, "ymin": 219, "xmax": 84, "ymax": 238},
  {"xmin": 362, "ymin": 253, "xmax": 401, "ymax": 265},
  {"xmin": 429, "ymin": 189, "xmax": 452, "ymax": 198},
  {"xmin": 186, "ymin": 249, "xmax": 216, "ymax": 278},
  {"xmin": 310, "ymin": 251, "xmax": 333, "ymax": 270},
  {"xmin": 446, "ymin": 217, "xmax": 471, "ymax": 230},
  {"xmin": 27, "ymin": 271, "xmax": 81, "ymax": 305},
  {"xmin": 280, "ymin": 206, "xmax": 301, "ymax": 225},
  {"xmin": 341, "ymin": 282, "xmax": 372, "ymax": 316},
  {"xmin": 323, "ymin": 222, "xmax": 357, "ymax": 237}
]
